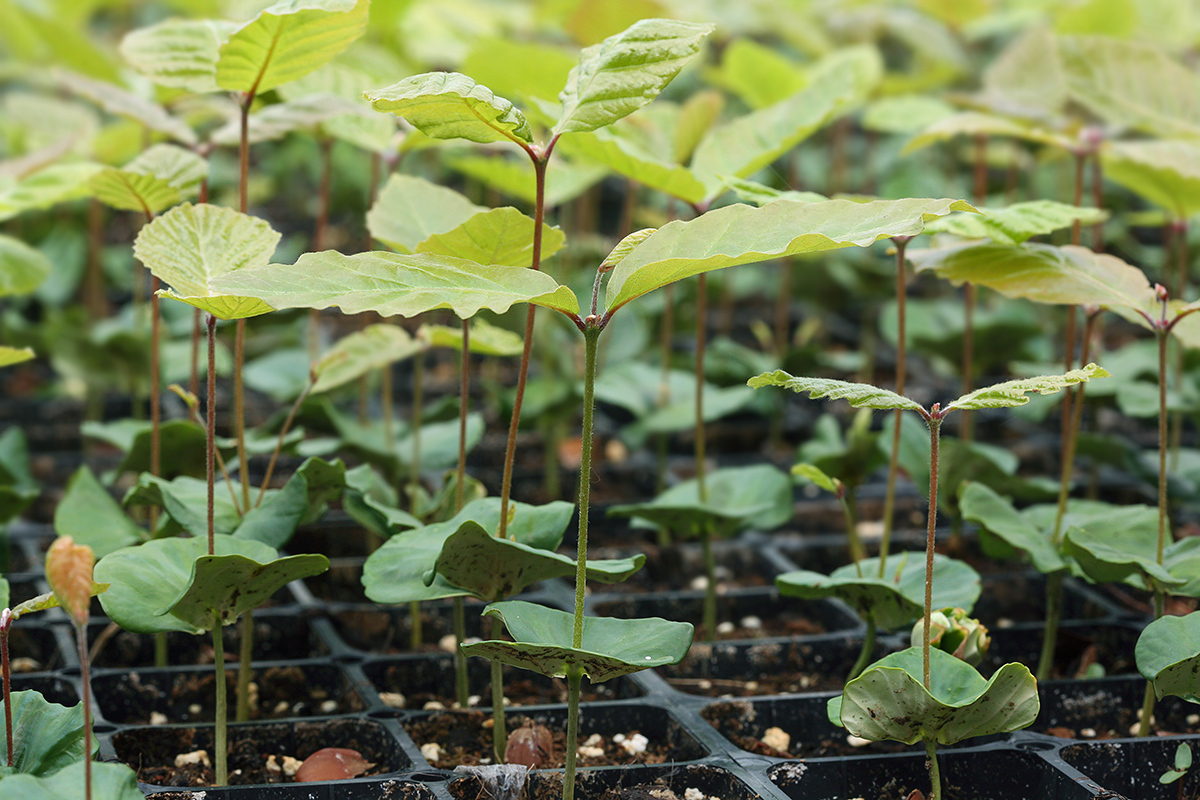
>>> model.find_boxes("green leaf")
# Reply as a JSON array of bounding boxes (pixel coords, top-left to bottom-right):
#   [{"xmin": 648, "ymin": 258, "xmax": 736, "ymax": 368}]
[
  {"xmin": 959, "ymin": 483, "xmax": 1066, "ymax": 574},
  {"xmin": 749, "ymin": 370, "xmax": 924, "ymax": 413},
  {"xmin": 54, "ymin": 466, "xmax": 143, "ymax": 559},
  {"xmin": 210, "ymin": 250, "xmax": 580, "ymax": 319},
  {"xmin": 233, "ymin": 458, "xmax": 345, "ymax": 547},
  {"xmin": 861, "ymin": 94, "xmax": 956, "ymax": 134},
  {"xmin": 216, "ymin": 0, "xmax": 369, "ymax": 96},
  {"xmin": 0, "ymin": 761, "xmax": 144, "ymax": 800},
  {"xmin": 461, "ymin": 600, "xmax": 693, "ymax": 682},
  {"xmin": 1103, "ymin": 139, "xmax": 1200, "ymax": 219},
  {"xmin": 976, "ymin": 26, "xmax": 1067, "ymax": 119},
  {"xmin": 552, "ymin": 19, "xmax": 714, "ymax": 137},
  {"xmin": 210, "ymin": 93, "xmax": 361, "ymax": 146},
  {"xmin": 601, "ymin": 229, "xmax": 657, "ymax": 272},
  {"xmin": 563, "ymin": 126, "xmax": 708, "ymax": 203},
  {"xmin": 832, "ymin": 647, "xmax": 1039, "ymax": 745},
  {"xmin": 604, "ymin": 198, "xmax": 975, "ymax": 313},
  {"xmin": 903, "ymin": 111, "xmax": 1073, "ymax": 155},
  {"xmin": 419, "ymin": 318, "xmax": 523, "ymax": 356},
  {"xmin": 922, "ymin": 201, "xmax": 1108, "ymax": 245},
  {"xmin": 417, "ymin": 207, "xmax": 566, "ymax": 267},
  {"xmin": 164, "ymin": 552, "xmax": 328, "ymax": 630},
  {"xmin": 608, "ymin": 464, "xmax": 792, "ymax": 539},
  {"xmin": 362, "ymin": 499, "xmax": 574, "ymax": 604},
  {"xmin": 366, "ymin": 72, "xmax": 532, "ymax": 145},
  {"xmin": 57, "ymin": 68, "xmax": 197, "ymax": 146},
  {"xmin": 434, "ymin": 521, "xmax": 643, "ymax": 602},
  {"xmin": 1063, "ymin": 507, "xmax": 1182, "ymax": 590},
  {"xmin": 1136, "ymin": 612, "xmax": 1200, "ymax": 702},
  {"xmin": 723, "ymin": 177, "xmax": 826, "ymax": 207},
  {"xmin": 82, "ymin": 418, "xmax": 208, "ymax": 479},
  {"xmin": 134, "ymin": 202, "xmax": 280, "ymax": 321},
  {"xmin": 946, "ymin": 363, "xmax": 1108, "ymax": 412},
  {"xmin": 95, "ymin": 534, "xmax": 278, "ymax": 634},
  {"xmin": 0, "ymin": 163, "xmax": 103, "ymax": 222},
  {"xmin": 909, "ymin": 242, "xmax": 1156, "ymax": 311},
  {"xmin": 461, "ymin": 37, "xmax": 577, "ymax": 103},
  {"xmin": 119, "ymin": 18, "xmax": 235, "ymax": 94},
  {"xmin": 367, "ymin": 173, "xmax": 484, "ymax": 253},
  {"xmin": 312, "ymin": 324, "xmax": 423, "ymax": 395},
  {"xmin": 0, "ymin": 691, "xmax": 91, "ymax": 777},
  {"xmin": 777, "ymin": 555, "xmax": 981, "ymax": 631},
  {"xmin": 343, "ymin": 464, "xmax": 417, "ymax": 538},
  {"xmin": 704, "ymin": 37, "xmax": 806, "ymax": 110},
  {"xmin": 89, "ymin": 144, "xmax": 206, "ymax": 216},
  {"xmin": 445, "ymin": 152, "xmax": 607, "ymax": 207},
  {"xmin": 0, "ymin": 234, "xmax": 51, "ymax": 298}
]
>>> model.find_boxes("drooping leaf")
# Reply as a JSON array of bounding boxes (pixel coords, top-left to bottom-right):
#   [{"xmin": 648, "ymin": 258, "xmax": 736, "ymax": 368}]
[
  {"xmin": 0, "ymin": 347, "xmax": 33, "ymax": 368},
  {"xmin": 216, "ymin": 0, "xmax": 369, "ymax": 96},
  {"xmin": 134, "ymin": 202, "xmax": 280, "ymax": 320},
  {"xmin": 164, "ymin": 552, "xmax": 329, "ymax": 630},
  {"xmin": 233, "ymin": 457, "xmax": 346, "ymax": 548},
  {"xmin": 210, "ymin": 250, "xmax": 580, "ymax": 319},
  {"xmin": 56, "ymin": 68, "xmax": 197, "ymax": 146},
  {"xmin": 777, "ymin": 555, "xmax": 981, "ymax": 631},
  {"xmin": 0, "ymin": 761, "xmax": 144, "ymax": 800},
  {"xmin": 119, "ymin": 18, "xmax": 236, "ymax": 94},
  {"xmin": 367, "ymin": 173, "xmax": 485, "ymax": 253},
  {"xmin": 1063, "ymin": 511, "xmax": 1184, "ymax": 590},
  {"xmin": 95, "ymin": 534, "xmax": 278, "ymax": 634},
  {"xmin": 1103, "ymin": 139, "xmax": 1200, "ymax": 219},
  {"xmin": 89, "ymin": 144, "xmax": 207, "ymax": 216},
  {"xmin": 44, "ymin": 536, "xmax": 94, "ymax": 626},
  {"xmin": 54, "ymin": 466, "xmax": 143, "ymax": 559},
  {"xmin": 417, "ymin": 207, "xmax": 566, "ymax": 267},
  {"xmin": 461, "ymin": 600, "xmax": 693, "ymax": 682},
  {"xmin": 945, "ymin": 363, "xmax": 1108, "ymax": 412},
  {"xmin": 343, "ymin": 464, "xmax": 419, "ymax": 538},
  {"xmin": 830, "ymin": 647, "xmax": 1039, "ymax": 745},
  {"xmin": 312, "ymin": 324, "xmax": 423, "ymax": 395},
  {"xmin": 922, "ymin": 201, "xmax": 1108, "ymax": 245},
  {"xmin": 0, "ymin": 234, "xmax": 51, "ymax": 297},
  {"xmin": 552, "ymin": 19, "xmax": 714, "ymax": 137},
  {"xmin": 366, "ymin": 72, "xmax": 532, "ymax": 145},
  {"xmin": 605, "ymin": 198, "xmax": 975, "ymax": 313},
  {"xmin": 419, "ymin": 318, "xmax": 524, "ymax": 356},
  {"xmin": 1136, "ymin": 612, "xmax": 1200, "ymax": 702},
  {"xmin": 908, "ymin": 242, "xmax": 1157, "ymax": 311},
  {"xmin": 0, "ymin": 691, "xmax": 92, "ymax": 777},
  {"xmin": 958, "ymin": 483, "xmax": 1066, "ymax": 574},
  {"xmin": 749, "ymin": 371, "xmax": 923, "ymax": 413}
]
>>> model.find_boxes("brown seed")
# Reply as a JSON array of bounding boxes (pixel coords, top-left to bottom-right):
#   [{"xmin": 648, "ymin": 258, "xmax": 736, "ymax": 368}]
[
  {"xmin": 293, "ymin": 747, "xmax": 374, "ymax": 782},
  {"xmin": 505, "ymin": 724, "xmax": 554, "ymax": 768}
]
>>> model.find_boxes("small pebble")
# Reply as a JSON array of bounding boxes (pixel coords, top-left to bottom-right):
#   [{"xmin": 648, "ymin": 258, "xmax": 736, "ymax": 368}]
[
  {"xmin": 10, "ymin": 658, "xmax": 40, "ymax": 673},
  {"xmin": 716, "ymin": 621, "xmax": 735, "ymax": 635},
  {"xmin": 423, "ymin": 701, "xmax": 445, "ymax": 711},
  {"xmin": 266, "ymin": 755, "xmax": 282, "ymax": 774},
  {"xmin": 762, "ymin": 726, "xmax": 790, "ymax": 752},
  {"xmin": 996, "ymin": 618, "xmax": 1014, "ymax": 629},
  {"xmin": 1189, "ymin": 714, "xmax": 1200, "ymax": 726},
  {"xmin": 281, "ymin": 756, "xmax": 302, "ymax": 777},
  {"xmin": 380, "ymin": 692, "xmax": 406, "ymax": 709},
  {"xmin": 690, "ymin": 576, "xmax": 709, "ymax": 591},
  {"xmin": 420, "ymin": 743, "xmax": 442, "ymax": 764},
  {"xmin": 1081, "ymin": 728, "xmax": 1096, "ymax": 738},
  {"xmin": 684, "ymin": 789, "xmax": 705, "ymax": 800},
  {"xmin": 577, "ymin": 745, "xmax": 605, "ymax": 758},
  {"xmin": 846, "ymin": 735, "xmax": 872, "ymax": 748},
  {"xmin": 739, "ymin": 616, "xmax": 762, "ymax": 630},
  {"xmin": 618, "ymin": 733, "xmax": 648, "ymax": 755},
  {"xmin": 583, "ymin": 734, "xmax": 603, "ymax": 747},
  {"xmin": 745, "ymin": 681, "xmax": 759, "ymax": 692},
  {"xmin": 188, "ymin": 704, "xmax": 203, "ymax": 717},
  {"xmin": 467, "ymin": 695, "xmax": 481, "ymax": 707},
  {"xmin": 438, "ymin": 635, "xmax": 457, "ymax": 653},
  {"xmin": 274, "ymin": 701, "xmax": 289, "ymax": 714},
  {"xmin": 697, "ymin": 680, "xmax": 712, "ymax": 690},
  {"xmin": 319, "ymin": 700, "xmax": 337, "ymax": 714},
  {"xmin": 149, "ymin": 712, "xmax": 168, "ymax": 726},
  {"xmin": 174, "ymin": 750, "xmax": 210, "ymax": 768}
]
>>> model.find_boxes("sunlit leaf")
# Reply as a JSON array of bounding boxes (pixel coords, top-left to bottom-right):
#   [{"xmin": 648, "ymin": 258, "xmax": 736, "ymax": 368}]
[
  {"xmin": 417, "ymin": 207, "xmax": 566, "ymax": 267},
  {"xmin": 946, "ymin": 364, "xmax": 1107, "ymax": 411},
  {"xmin": 312, "ymin": 324, "xmax": 423, "ymax": 395},
  {"xmin": 0, "ymin": 347, "xmax": 34, "ymax": 368},
  {"xmin": 461, "ymin": 37, "xmax": 577, "ymax": 103},
  {"xmin": 134, "ymin": 202, "xmax": 280, "ymax": 321},
  {"xmin": 560, "ymin": 127, "xmax": 708, "ymax": 204},
  {"xmin": 89, "ymin": 144, "xmax": 207, "ymax": 216},
  {"xmin": 861, "ymin": 94, "xmax": 956, "ymax": 134},
  {"xmin": 601, "ymin": 228, "xmax": 657, "ymax": 272},
  {"xmin": 216, "ymin": 0, "xmax": 369, "ymax": 96},
  {"xmin": 211, "ymin": 250, "xmax": 580, "ymax": 319},
  {"xmin": 0, "ymin": 234, "xmax": 51, "ymax": 298},
  {"xmin": 1103, "ymin": 139, "xmax": 1200, "ymax": 219},
  {"xmin": 923, "ymin": 201, "xmax": 1108, "ymax": 245},
  {"xmin": 723, "ymin": 177, "xmax": 826, "ymax": 207},
  {"xmin": 366, "ymin": 72, "xmax": 532, "ymax": 145},
  {"xmin": 750, "ymin": 370, "xmax": 921, "ymax": 412},
  {"xmin": 120, "ymin": 18, "xmax": 236, "ymax": 94},
  {"xmin": 903, "ymin": 111, "xmax": 1073, "ymax": 155},
  {"xmin": 367, "ymin": 173, "xmax": 484, "ymax": 253},
  {"xmin": 553, "ymin": 18, "xmax": 714, "ymax": 137}
]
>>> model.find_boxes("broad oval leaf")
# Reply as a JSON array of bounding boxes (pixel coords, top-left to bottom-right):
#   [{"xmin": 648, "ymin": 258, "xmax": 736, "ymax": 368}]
[
  {"xmin": 552, "ymin": 19, "xmax": 714, "ymax": 137},
  {"xmin": 922, "ymin": 200, "xmax": 1108, "ymax": 245},
  {"xmin": 777, "ymin": 554, "xmax": 981, "ymax": 631},
  {"xmin": 163, "ymin": 552, "xmax": 329, "ymax": 630},
  {"xmin": 831, "ymin": 647, "xmax": 1039, "ymax": 745},
  {"xmin": 561, "ymin": 127, "xmax": 709, "ymax": 205},
  {"xmin": 134, "ymin": 202, "xmax": 280, "ymax": 321},
  {"xmin": 434, "ymin": 521, "xmax": 644, "ymax": 602},
  {"xmin": 120, "ymin": 18, "xmax": 236, "ymax": 94},
  {"xmin": 946, "ymin": 363, "xmax": 1108, "ymax": 412},
  {"xmin": 216, "ymin": 0, "xmax": 369, "ymax": 96},
  {"xmin": 367, "ymin": 173, "xmax": 484, "ymax": 253},
  {"xmin": 312, "ymin": 324, "xmax": 423, "ymax": 395},
  {"xmin": 210, "ymin": 250, "xmax": 580, "ymax": 319},
  {"xmin": 0, "ymin": 761, "xmax": 144, "ymax": 800},
  {"xmin": 419, "ymin": 319, "xmax": 523, "ymax": 356},
  {"xmin": 95, "ymin": 534, "xmax": 278, "ymax": 634},
  {"xmin": 0, "ymin": 691, "xmax": 92, "ymax": 777},
  {"xmin": 44, "ymin": 536, "xmax": 95, "ymax": 626},
  {"xmin": 366, "ymin": 72, "xmax": 532, "ymax": 145},
  {"xmin": 0, "ymin": 234, "xmax": 51, "ymax": 298},
  {"xmin": 417, "ymin": 207, "xmax": 566, "ymax": 267},
  {"xmin": 461, "ymin": 600, "xmax": 694, "ymax": 682},
  {"xmin": 1136, "ymin": 612, "xmax": 1200, "ymax": 702},
  {"xmin": 1103, "ymin": 139, "xmax": 1200, "ymax": 220},
  {"xmin": 89, "ymin": 144, "xmax": 206, "ymax": 216},
  {"xmin": 959, "ymin": 482, "xmax": 1066, "ymax": 574},
  {"xmin": 1063, "ymin": 509, "xmax": 1184, "ymax": 590},
  {"xmin": 604, "ymin": 198, "xmax": 975, "ymax": 314},
  {"xmin": 749, "ymin": 370, "xmax": 923, "ymax": 413}
]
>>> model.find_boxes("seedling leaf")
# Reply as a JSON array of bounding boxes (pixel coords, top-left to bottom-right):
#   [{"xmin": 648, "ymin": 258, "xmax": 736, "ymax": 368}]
[
  {"xmin": 552, "ymin": 19, "xmax": 714, "ymax": 137},
  {"xmin": 312, "ymin": 325, "xmax": 424, "ymax": 395},
  {"xmin": 417, "ymin": 207, "xmax": 566, "ymax": 267},
  {"xmin": 120, "ymin": 18, "xmax": 235, "ymax": 93},
  {"xmin": 0, "ymin": 347, "xmax": 33, "ymax": 368},
  {"xmin": 89, "ymin": 144, "xmax": 206, "ymax": 216},
  {"xmin": 959, "ymin": 483, "xmax": 1067, "ymax": 574},
  {"xmin": 461, "ymin": 600, "xmax": 693, "ymax": 682},
  {"xmin": 1136, "ymin": 612, "xmax": 1200, "ymax": 702},
  {"xmin": 0, "ymin": 691, "xmax": 92, "ymax": 777},
  {"xmin": 163, "ymin": 552, "xmax": 329, "ymax": 630},
  {"xmin": 419, "ymin": 319, "xmax": 523, "ymax": 356},
  {"xmin": 1103, "ymin": 139, "xmax": 1200, "ymax": 219},
  {"xmin": 0, "ymin": 163, "xmax": 104, "ymax": 222},
  {"xmin": 54, "ymin": 466, "xmax": 143, "ymax": 559},
  {"xmin": 0, "ymin": 760, "xmax": 143, "ymax": 799},
  {"xmin": 0, "ymin": 235, "xmax": 51, "ymax": 298},
  {"xmin": 57, "ymin": 68, "xmax": 197, "ymax": 146},
  {"xmin": 1063, "ymin": 509, "xmax": 1183, "ymax": 590},
  {"xmin": 367, "ymin": 173, "xmax": 485, "ymax": 253},
  {"xmin": 945, "ymin": 363, "xmax": 1108, "ymax": 412},
  {"xmin": 366, "ymin": 72, "xmax": 532, "ymax": 145},
  {"xmin": 922, "ymin": 201, "xmax": 1108, "ymax": 245},
  {"xmin": 749, "ymin": 371, "xmax": 923, "ymax": 413}
]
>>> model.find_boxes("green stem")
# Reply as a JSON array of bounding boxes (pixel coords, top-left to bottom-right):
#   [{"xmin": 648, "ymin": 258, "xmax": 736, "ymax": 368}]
[
  {"xmin": 236, "ymin": 611, "xmax": 252, "ymax": 722},
  {"xmin": 695, "ymin": 273, "xmax": 708, "ymax": 503},
  {"xmin": 573, "ymin": 325, "xmax": 601, "ymax": 649},
  {"xmin": 563, "ymin": 668, "xmax": 584, "ymax": 800},
  {"xmin": 235, "ymin": 318, "xmax": 249, "ymax": 511},
  {"xmin": 702, "ymin": 526, "xmax": 716, "ymax": 640},
  {"xmin": 842, "ymin": 488, "xmax": 863, "ymax": 570},
  {"xmin": 410, "ymin": 350, "xmax": 423, "ymax": 514},
  {"xmin": 490, "ymin": 614, "xmax": 507, "ymax": 762},
  {"xmin": 457, "ymin": 320, "xmax": 469, "ymax": 512},
  {"xmin": 925, "ymin": 738, "xmax": 942, "ymax": 800},
  {"xmin": 880, "ymin": 238, "xmax": 910, "ymax": 577},
  {"xmin": 1137, "ymin": 680, "xmax": 1157, "ymax": 738},
  {"xmin": 213, "ymin": 614, "xmax": 227, "ymax": 786},
  {"xmin": 1035, "ymin": 570, "xmax": 1064, "ymax": 682},
  {"xmin": 409, "ymin": 601, "xmax": 422, "ymax": 650},
  {"xmin": 453, "ymin": 596, "xmax": 469, "ymax": 708},
  {"xmin": 206, "ymin": 314, "xmax": 217, "ymax": 557},
  {"xmin": 2, "ymin": 626, "xmax": 12, "ymax": 765},
  {"xmin": 848, "ymin": 612, "xmax": 876, "ymax": 681},
  {"xmin": 256, "ymin": 381, "xmax": 312, "ymax": 508}
]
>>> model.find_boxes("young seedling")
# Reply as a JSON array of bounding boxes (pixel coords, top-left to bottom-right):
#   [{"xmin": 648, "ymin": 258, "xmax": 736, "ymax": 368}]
[{"xmin": 750, "ymin": 363, "xmax": 1107, "ymax": 800}]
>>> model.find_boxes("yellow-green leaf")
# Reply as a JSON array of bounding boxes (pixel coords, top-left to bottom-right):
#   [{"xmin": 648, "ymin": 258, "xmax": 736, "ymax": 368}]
[
  {"xmin": 89, "ymin": 144, "xmax": 207, "ymax": 216},
  {"xmin": 366, "ymin": 72, "xmax": 532, "ymax": 145},
  {"xmin": 120, "ymin": 18, "xmax": 237, "ymax": 94},
  {"xmin": 312, "ymin": 324, "xmax": 423, "ymax": 395},
  {"xmin": 0, "ymin": 346, "xmax": 34, "ymax": 368},
  {"xmin": 416, "ymin": 207, "xmax": 565, "ymax": 267}
]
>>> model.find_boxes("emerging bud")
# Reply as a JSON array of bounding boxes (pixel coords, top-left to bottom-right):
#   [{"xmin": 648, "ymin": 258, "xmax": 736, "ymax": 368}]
[
  {"xmin": 912, "ymin": 607, "xmax": 990, "ymax": 666},
  {"xmin": 1156, "ymin": 283, "xmax": 1170, "ymax": 303}
]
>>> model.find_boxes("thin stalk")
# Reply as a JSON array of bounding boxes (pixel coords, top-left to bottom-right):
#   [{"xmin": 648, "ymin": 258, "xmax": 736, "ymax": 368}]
[
  {"xmin": 1170, "ymin": 220, "xmax": 1188, "ymax": 472},
  {"xmin": 922, "ymin": 414, "xmax": 943, "ymax": 691},
  {"xmin": 655, "ymin": 284, "xmax": 675, "ymax": 498},
  {"xmin": 206, "ymin": 314, "xmax": 217, "ymax": 556},
  {"xmin": 695, "ymin": 273, "xmax": 709, "ymax": 502},
  {"xmin": 190, "ymin": 309, "xmax": 202, "ymax": 400},
  {"xmin": 1035, "ymin": 570, "xmax": 1065, "ymax": 682},
  {"xmin": 1091, "ymin": 155, "xmax": 1105, "ymax": 252},
  {"xmin": 848, "ymin": 611, "xmax": 876, "ymax": 681},
  {"xmin": 255, "ymin": 382, "xmax": 313, "ymax": 507},
  {"xmin": 573, "ymin": 325, "xmax": 600, "ymax": 648},
  {"xmin": 562, "ymin": 669, "xmax": 584, "ymax": 800},
  {"xmin": 2, "ymin": 624, "xmax": 11, "ymax": 765},
  {"xmin": 925, "ymin": 738, "xmax": 942, "ymax": 800},
  {"xmin": 212, "ymin": 612, "xmax": 228, "ymax": 785},
  {"xmin": 457, "ymin": 320, "xmax": 469, "ymax": 511},
  {"xmin": 490, "ymin": 614, "xmax": 507, "ymax": 762},
  {"xmin": 234, "ymin": 319, "xmax": 249, "ymax": 511},
  {"xmin": 382, "ymin": 360, "xmax": 394, "ymax": 447},
  {"xmin": 150, "ymin": 280, "xmax": 162, "ymax": 485},
  {"xmin": 453, "ymin": 597, "xmax": 469, "ymax": 708},
  {"xmin": 77, "ymin": 622, "xmax": 92, "ymax": 800},
  {"xmin": 880, "ymin": 238, "xmax": 911, "ymax": 577},
  {"xmin": 154, "ymin": 632, "xmax": 167, "ymax": 668},
  {"xmin": 410, "ymin": 351, "xmax": 424, "ymax": 514},
  {"xmin": 498, "ymin": 148, "xmax": 552, "ymax": 539},
  {"xmin": 409, "ymin": 602, "xmax": 422, "ymax": 650},
  {"xmin": 236, "ymin": 612, "xmax": 252, "ymax": 722},
  {"xmin": 842, "ymin": 488, "xmax": 863, "ymax": 570},
  {"xmin": 701, "ymin": 527, "xmax": 716, "ymax": 639}
]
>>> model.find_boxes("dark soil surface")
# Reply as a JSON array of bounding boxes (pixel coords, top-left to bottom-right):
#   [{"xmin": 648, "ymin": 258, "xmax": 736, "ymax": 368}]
[
  {"xmin": 701, "ymin": 700, "xmax": 919, "ymax": 758},
  {"xmin": 373, "ymin": 663, "xmax": 633, "ymax": 709}
]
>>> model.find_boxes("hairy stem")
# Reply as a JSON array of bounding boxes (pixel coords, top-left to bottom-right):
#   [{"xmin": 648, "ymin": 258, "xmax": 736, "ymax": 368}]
[
  {"xmin": 77, "ymin": 621, "xmax": 92, "ymax": 800},
  {"xmin": 574, "ymin": 325, "xmax": 601, "ymax": 649},
  {"xmin": 926, "ymin": 738, "xmax": 942, "ymax": 800},
  {"xmin": 563, "ymin": 669, "xmax": 584, "ymax": 800},
  {"xmin": 2, "ymin": 626, "xmax": 11, "ymax": 765},
  {"xmin": 695, "ymin": 273, "xmax": 709, "ymax": 503},
  {"xmin": 235, "ymin": 319, "xmax": 249, "ymax": 511}
]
